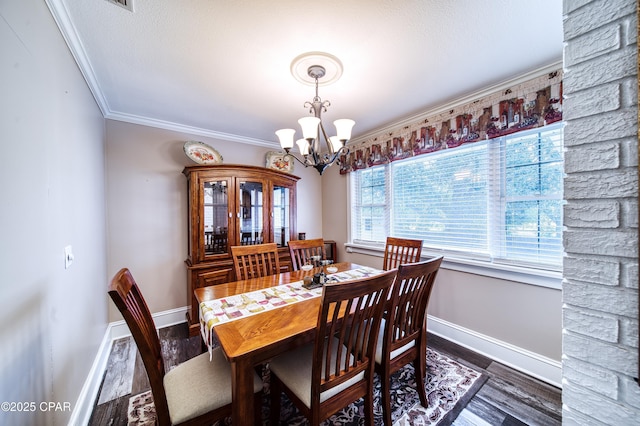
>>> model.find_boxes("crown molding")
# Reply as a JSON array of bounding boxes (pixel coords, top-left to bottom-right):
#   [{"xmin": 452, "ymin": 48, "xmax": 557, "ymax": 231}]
[
  {"xmin": 106, "ymin": 111, "xmax": 280, "ymax": 148},
  {"xmin": 45, "ymin": 0, "xmax": 110, "ymax": 116}
]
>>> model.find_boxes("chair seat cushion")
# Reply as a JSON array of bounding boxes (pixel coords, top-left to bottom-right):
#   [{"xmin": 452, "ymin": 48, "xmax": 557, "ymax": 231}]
[
  {"xmin": 164, "ymin": 347, "xmax": 262, "ymax": 425},
  {"xmin": 269, "ymin": 337, "xmax": 365, "ymax": 408},
  {"xmin": 375, "ymin": 318, "xmax": 415, "ymax": 364}
]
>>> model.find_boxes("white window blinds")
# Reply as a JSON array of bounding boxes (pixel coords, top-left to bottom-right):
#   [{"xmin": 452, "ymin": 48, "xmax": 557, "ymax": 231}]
[
  {"xmin": 351, "ymin": 166, "xmax": 388, "ymax": 243},
  {"xmin": 392, "ymin": 142, "xmax": 491, "ymax": 259},
  {"xmin": 494, "ymin": 126, "xmax": 564, "ymax": 268}
]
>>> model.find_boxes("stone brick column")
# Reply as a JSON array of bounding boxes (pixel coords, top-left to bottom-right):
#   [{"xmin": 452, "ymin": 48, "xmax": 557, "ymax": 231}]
[{"xmin": 562, "ymin": 0, "xmax": 640, "ymax": 424}]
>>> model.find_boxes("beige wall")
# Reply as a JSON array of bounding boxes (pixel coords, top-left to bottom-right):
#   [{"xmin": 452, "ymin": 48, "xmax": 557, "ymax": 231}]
[
  {"xmin": 0, "ymin": 1, "xmax": 107, "ymax": 424},
  {"xmin": 320, "ymin": 165, "xmax": 350, "ymax": 260},
  {"xmin": 105, "ymin": 120, "xmax": 323, "ymax": 321},
  {"xmin": 320, "ymin": 138, "xmax": 562, "ymax": 361},
  {"xmin": 429, "ymin": 269, "xmax": 561, "ymax": 360}
]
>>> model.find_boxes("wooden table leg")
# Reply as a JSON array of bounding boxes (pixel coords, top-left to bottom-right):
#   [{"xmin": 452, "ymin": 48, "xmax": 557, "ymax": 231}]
[{"xmin": 230, "ymin": 358, "xmax": 254, "ymax": 425}]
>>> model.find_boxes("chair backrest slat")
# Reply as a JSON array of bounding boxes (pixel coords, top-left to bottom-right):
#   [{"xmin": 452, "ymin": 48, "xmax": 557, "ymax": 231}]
[
  {"xmin": 231, "ymin": 243, "xmax": 280, "ymax": 280},
  {"xmin": 383, "ymin": 237, "xmax": 423, "ymax": 270},
  {"xmin": 288, "ymin": 238, "xmax": 326, "ymax": 271}
]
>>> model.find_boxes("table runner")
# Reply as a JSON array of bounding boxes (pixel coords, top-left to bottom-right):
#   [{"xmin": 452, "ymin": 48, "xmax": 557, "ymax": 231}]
[{"xmin": 199, "ymin": 267, "xmax": 381, "ymax": 353}]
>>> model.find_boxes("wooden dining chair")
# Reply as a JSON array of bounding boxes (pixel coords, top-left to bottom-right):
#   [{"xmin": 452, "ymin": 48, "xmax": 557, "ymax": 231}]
[
  {"xmin": 269, "ymin": 270, "xmax": 397, "ymax": 426},
  {"xmin": 375, "ymin": 256, "xmax": 443, "ymax": 426},
  {"xmin": 108, "ymin": 268, "xmax": 263, "ymax": 426},
  {"xmin": 288, "ymin": 238, "xmax": 326, "ymax": 271},
  {"xmin": 230, "ymin": 242, "xmax": 280, "ymax": 280},
  {"xmin": 382, "ymin": 236, "xmax": 423, "ymax": 270}
]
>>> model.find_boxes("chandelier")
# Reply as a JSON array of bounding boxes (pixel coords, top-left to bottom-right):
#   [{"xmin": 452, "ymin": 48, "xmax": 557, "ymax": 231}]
[{"xmin": 276, "ymin": 54, "xmax": 354, "ymax": 175}]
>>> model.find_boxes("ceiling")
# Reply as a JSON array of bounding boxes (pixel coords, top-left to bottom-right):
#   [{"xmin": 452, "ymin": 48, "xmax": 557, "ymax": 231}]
[{"xmin": 53, "ymin": 0, "xmax": 564, "ymax": 148}]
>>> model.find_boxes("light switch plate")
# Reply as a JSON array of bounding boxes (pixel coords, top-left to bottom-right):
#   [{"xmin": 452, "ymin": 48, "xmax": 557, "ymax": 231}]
[{"xmin": 64, "ymin": 245, "xmax": 74, "ymax": 269}]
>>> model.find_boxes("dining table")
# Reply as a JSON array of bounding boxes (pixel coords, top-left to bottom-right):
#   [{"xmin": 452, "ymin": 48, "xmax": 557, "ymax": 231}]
[{"xmin": 194, "ymin": 261, "xmax": 380, "ymax": 425}]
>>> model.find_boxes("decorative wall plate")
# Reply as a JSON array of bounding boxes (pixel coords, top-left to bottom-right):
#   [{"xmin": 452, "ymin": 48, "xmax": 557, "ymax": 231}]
[
  {"xmin": 183, "ymin": 141, "xmax": 223, "ymax": 165},
  {"xmin": 265, "ymin": 151, "xmax": 294, "ymax": 173}
]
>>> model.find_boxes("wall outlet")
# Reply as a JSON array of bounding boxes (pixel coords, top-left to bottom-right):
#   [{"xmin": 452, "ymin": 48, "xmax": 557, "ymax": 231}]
[{"xmin": 64, "ymin": 245, "xmax": 74, "ymax": 269}]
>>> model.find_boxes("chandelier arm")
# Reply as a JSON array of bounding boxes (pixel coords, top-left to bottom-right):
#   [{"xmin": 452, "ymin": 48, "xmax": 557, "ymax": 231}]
[
  {"xmin": 318, "ymin": 145, "xmax": 350, "ymax": 169},
  {"xmin": 326, "ymin": 145, "xmax": 350, "ymax": 165},
  {"xmin": 283, "ymin": 151, "xmax": 311, "ymax": 167}
]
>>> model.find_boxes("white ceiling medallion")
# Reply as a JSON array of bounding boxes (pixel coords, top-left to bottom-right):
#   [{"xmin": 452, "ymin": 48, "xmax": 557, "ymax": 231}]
[{"xmin": 290, "ymin": 52, "xmax": 343, "ymax": 86}]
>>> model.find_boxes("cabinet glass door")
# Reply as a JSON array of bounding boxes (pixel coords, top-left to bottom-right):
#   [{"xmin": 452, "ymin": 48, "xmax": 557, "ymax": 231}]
[
  {"xmin": 203, "ymin": 180, "xmax": 229, "ymax": 255},
  {"xmin": 273, "ymin": 185, "xmax": 291, "ymax": 247},
  {"xmin": 238, "ymin": 181, "xmax": 263, "ymax": 245}
]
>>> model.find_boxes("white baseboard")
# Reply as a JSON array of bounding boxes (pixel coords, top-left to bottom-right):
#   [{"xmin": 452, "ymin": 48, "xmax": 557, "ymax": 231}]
[
  {"xmin": 427, "ymin": 315, "xmax": 562, "ymax": 388},
  {"xmin": 68, "ymin": 306, "xmax": 188, "ymax": 426},
  {"xmin": 67, "ymin": 324, "xmax": 114, "ymax": 426},
  {"xmin": 108, "ymin": 306, "xmax": 189, "ymax": 340}
]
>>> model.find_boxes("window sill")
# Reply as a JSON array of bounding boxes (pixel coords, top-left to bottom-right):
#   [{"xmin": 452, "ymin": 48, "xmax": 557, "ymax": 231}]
[{"xmin": 344, "ymin": 243, "xmax": 562, "ymax": 290}]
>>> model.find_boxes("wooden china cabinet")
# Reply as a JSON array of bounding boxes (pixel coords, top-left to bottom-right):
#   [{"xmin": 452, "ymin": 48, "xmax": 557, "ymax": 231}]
[{"xmin": 183, "ymin": 164, "xmax": 300, "ymax": 334}]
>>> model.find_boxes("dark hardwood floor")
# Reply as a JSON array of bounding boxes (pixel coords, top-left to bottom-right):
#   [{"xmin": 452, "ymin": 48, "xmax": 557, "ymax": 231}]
[
  {"xmin": 89, "ymin": 323, "xmax": 561, "ymax": 425},
  {"xmin": 430, "ymin": 333, "xmax": 562, "ymax": 426}
]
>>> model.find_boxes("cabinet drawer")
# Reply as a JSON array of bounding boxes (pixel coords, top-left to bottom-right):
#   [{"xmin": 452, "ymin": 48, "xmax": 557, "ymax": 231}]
[{"xmin": 196, "ymin": 267, "xmax": 234, "ymax": 288}]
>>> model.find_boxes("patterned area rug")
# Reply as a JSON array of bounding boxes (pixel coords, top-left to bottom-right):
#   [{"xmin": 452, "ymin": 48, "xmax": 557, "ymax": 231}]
[
  {"xmin": 127, "ymin": 347, "xmax": 486, "ymax": 426},
  {"xmin": 127, "ymin": 390, "xmax": 155, "ymax": 425}
]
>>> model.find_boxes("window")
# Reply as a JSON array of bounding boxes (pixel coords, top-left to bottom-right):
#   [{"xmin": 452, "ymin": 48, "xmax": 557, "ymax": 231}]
[
  {"xmin": 350, "ymin": 123, "xmax": 564, "ymax": 271},
  {"xmin": 352, "ymin": 166, "xmax": 388, "ymax": 242}
]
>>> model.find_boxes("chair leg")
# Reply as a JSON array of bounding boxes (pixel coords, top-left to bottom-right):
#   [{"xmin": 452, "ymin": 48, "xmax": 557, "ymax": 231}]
[
  {"xmin": 415, "ymin": 344, "xmax": 428, "ymax": 407},
  {"xmin": 364, "ymin": 391, "xmax": 376, "ymax": 426},
  {"xmin": 254, "ymin": 392, "xmax": 262, "ymax": 424},
  {"xmin": 380, "ymin": 370, "xmax": 392, "ymax": 426},
  {"xmin": 310, "ymin": 410, "xmax": 321, "ymax": 426},
  {"xmin": 269, "ymin": 373, "xmax": 282, "ymax": 425}
]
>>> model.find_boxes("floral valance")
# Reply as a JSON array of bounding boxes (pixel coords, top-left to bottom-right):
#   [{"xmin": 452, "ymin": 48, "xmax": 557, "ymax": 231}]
[{"xmin": 339, "ymin": 69, "xmax": 563, "ymax": 174}]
